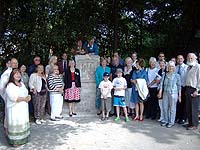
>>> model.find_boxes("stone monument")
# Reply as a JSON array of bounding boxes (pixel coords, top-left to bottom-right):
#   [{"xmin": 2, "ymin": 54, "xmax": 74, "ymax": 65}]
[{"xmin": 75, "ymin": 55, "xmax": 100, "ymax": 113}]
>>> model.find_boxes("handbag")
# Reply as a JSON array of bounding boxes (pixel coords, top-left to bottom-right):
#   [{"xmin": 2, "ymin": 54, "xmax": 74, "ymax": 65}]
[{"xmin": 158, "ymin": 73, "xmax": 166, "ymax": 99}]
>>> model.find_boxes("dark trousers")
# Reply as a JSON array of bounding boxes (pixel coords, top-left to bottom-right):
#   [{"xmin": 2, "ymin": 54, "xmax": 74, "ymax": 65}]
[
  {"xmin": 28, "ymin": 99, "xmax": 34, "ymax": 115},
  {"xmin": 32, "ymin": 94, "xmax": 47, "ymax": 119},
  {"xmin": 185, "ymin": 86, "xmax": 200, "ymax": 127},
  {"xmin": 0, "ymin": 95, "xmax": 5, "ymax": 126},
  {"xmin": 145, "ymin": 87, "xmax": 159, "ymax": 119},
  {"xmin": 176, "ymin": 87, "xmax": 186, "ymax": 121}
]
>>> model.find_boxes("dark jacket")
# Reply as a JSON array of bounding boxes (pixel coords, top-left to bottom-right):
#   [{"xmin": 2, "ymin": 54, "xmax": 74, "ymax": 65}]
[
  {"xmin": 124, "ymin": 66, "xmax": 136, "ymax": 88},
  {"xmin": 28, "ymin": 64, "xmax": 37, "ymax": 76},
  {"xmin": 64, "ymin": 68, "xmax": 81, "ymax": 88}
]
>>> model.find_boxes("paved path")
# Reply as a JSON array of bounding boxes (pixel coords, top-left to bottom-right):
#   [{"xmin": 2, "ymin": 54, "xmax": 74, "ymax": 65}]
[{"xmin": 0, "ymin": 112, "xmax": 199, "ymax": 150}]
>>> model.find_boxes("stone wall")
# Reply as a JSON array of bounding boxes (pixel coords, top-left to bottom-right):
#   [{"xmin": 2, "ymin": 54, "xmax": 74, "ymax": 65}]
[{"xmin": 75, "ymin": 55, "xmax": 100, "ymax": 113}]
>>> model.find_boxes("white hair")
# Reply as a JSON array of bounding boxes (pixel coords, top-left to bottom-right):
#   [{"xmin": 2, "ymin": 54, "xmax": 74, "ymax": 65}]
[
  {"xmin": 49, "ymin": 55, "xmax": 57, "ymax": 64},
  {"xmin": 168, "ymin": 60, "xmax": 175, "ymax": 67},
  {"xmin": 165, "ymin": 61, "xmax": 175, "ymax": 72},
  {"xmin": 187, "ymin": 53, "xmax": 197, "ymax": 60},
  {"xmin": 149, "ymin": 57, "xmax": 157, "ymax": 64}
]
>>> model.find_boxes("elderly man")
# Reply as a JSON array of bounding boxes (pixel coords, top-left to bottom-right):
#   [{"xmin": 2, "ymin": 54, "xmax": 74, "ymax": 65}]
[
  {"xmin": 28, "ymin": 56, "xmax": 41, "ymax": 76},
  {"xmin": 185, "ymin": 53, "xmax": 200, "ymax": 130},
  {"xmin": 0, "ymin": 58, "xmax": 18, "ymax": 135},
  {"xmin": 0, "ymin": 58, "xmax": 18, "ymax": 99}
]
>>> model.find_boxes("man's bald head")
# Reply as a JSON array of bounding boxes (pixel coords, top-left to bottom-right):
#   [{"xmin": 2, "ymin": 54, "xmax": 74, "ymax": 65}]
[{"xmin": 10, "ymin": 58, "xmax": 18, "ymax": 69}]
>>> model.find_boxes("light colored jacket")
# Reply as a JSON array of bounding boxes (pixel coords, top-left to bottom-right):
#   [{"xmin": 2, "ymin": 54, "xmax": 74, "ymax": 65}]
[
  {"xmin": 135, "ymin": 79, "xmax": 149, "ymax": 100},
  {"xmin": 29, "ymin": 73, "xmax": 46, "ymax": 92},
  {"xmin": 0, "ymin": 67, "xmax": 12, "ymax": 99}
]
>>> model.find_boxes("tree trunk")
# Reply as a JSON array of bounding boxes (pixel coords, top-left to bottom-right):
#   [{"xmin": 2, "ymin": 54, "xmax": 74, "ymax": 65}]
[
  {"xmin": 139, "ymin": 9, "xmax": 143, "ymax": 52},
  {"xmin": 113, "ymin": 0, "xmax": 119, "ymax": 53},
  {"xmin": 0, "ymin": 0, "xmax": 7, "ymax": 39}
]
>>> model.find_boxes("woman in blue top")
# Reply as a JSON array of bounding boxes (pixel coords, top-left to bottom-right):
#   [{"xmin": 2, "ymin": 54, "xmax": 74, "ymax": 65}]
[
  {"xmin": 158, "ymin": 61, "xmax": 181, "ymax": 128},
  {"xmin": 83, "ymin": 37, "xmax": 99, "ymax": 55},
  {"xmin": 131, "ymin": 59, "xmax": 148, "ymax": 121},
  {"xmin": 95, "ymin": 58, "xmax": 111, "ymax": 115}
]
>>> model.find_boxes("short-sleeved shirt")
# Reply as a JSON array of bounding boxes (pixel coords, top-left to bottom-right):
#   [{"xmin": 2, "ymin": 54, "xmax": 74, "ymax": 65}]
[
  {"xmin": 99, "ymin": 80, "xmax": 113, "ymax": 98},
  {"xmin": 112, "ymin": 77, "xmax": 127, "ymax": 97}
]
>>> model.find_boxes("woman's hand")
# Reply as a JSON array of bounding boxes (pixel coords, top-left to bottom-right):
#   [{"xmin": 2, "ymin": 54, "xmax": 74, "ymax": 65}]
[
  {"xmin": 103, "ymin": 96, "xmax": 108, "ymax": 99},
  {"xmin": 131, "ymin": 79, "xmax": 137, "ymax": 84},
  {"xmin": 57, "ymin": 87, "xmax": 64, "ymax": 93},
  {"xmin": 157, "ymin": 90, "xmax": 162, "ymax": 99},
  {"xmin": 178, "ymin": 95, "xmax": 181, "ymax": 103},
  {"xmin": 192, "ymin": 90, "xmax": 199, "ymax": 97},
  {"xmin": 17, "ymin": 95, "xmax": 31, "ymax": 102},
  {"xmin": 25, "ymin": 95, "xmax": 31, "ymax": 102},
  {"xmin": 30, "ymin": 88, "xmax": 37, "ymax": 94}
]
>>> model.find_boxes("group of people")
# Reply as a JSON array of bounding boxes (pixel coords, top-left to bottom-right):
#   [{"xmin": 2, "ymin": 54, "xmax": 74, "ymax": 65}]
[
  {"xmin": 0, "ymin": 36, "xmax": 101, "ymax": 147},
  {"xmin": 0, "ymin": 53, "xmax": 82, "ymax": 147},
  {"xmin": 0, "ymin": 40, "xmax": 200, "ymax": 147},
  {"xmin": 95, "ymin": 51, "xmax": 200, "ymax": 130}
]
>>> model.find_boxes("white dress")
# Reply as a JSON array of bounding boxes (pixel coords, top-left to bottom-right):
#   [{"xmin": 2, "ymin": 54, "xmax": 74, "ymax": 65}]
[{"xmin": 6, "ymin": 82, "xmax": 30, "ymax": 145}]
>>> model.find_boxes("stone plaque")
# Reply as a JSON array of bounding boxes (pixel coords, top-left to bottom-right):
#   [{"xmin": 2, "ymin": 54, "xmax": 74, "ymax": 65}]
[{"xmin": 75, "ymin": 55, "xmax": 100, "ymax": 112}]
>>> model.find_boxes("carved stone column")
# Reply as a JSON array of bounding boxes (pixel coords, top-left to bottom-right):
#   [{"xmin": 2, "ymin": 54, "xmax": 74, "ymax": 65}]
[{"xmin": 75, "ymin": 55, "xmax": 100, "ymax": 112}]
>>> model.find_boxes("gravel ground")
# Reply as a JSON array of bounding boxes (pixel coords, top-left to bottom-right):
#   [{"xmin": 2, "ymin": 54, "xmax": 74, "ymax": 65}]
[{"xmin": 0, "ymin": 112, "xmax": 199, "ymax": 150}]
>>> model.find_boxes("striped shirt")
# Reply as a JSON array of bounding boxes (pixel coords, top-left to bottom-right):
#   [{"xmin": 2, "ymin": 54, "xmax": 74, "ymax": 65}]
[{"xmin": 47, "ymin": 74, "xmax": 64, "ymax": 92}]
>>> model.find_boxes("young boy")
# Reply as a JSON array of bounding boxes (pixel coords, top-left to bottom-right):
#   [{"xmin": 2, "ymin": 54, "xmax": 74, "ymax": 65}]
[
  {"xmin": 112, "ymin": 68, "xmax": 129, "ymax": 122},
  {"xmin": 98, "ymin": 72, "xmax": 113, "ymax": 121}
]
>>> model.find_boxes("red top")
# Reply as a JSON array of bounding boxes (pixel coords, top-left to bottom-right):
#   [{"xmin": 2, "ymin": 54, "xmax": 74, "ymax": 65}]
[{"xmin": 71, "ymin": 72, "xmax": 75, "ymax": 81}]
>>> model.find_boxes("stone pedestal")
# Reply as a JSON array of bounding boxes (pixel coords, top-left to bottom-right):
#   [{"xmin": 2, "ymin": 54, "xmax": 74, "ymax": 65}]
[{"xmin": 75, "ymin": 55, "xmax": 100, "ymax": 112}]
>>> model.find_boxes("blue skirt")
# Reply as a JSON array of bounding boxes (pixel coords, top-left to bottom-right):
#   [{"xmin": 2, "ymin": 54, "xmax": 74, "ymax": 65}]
[{"xmin": 130, "ymin": 85, "xmax": 140, "ymax": 103}]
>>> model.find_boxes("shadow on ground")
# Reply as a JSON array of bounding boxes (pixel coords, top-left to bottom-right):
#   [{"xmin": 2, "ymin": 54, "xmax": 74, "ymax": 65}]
[{"xmin": 0, "ymin": 115, "xmax": 199, "ymax": 150}]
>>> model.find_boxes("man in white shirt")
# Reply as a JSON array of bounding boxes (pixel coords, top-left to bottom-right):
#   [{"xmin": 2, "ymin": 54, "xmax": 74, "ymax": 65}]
[
  {"xmin": 185, "ymin": 53, "xmax": 200, "ymax": 130},
  {"xmin": 0, "ymin": 58, "xmax": 18, "ymax": 135},
  {"xmin": 156, "ymin": 52, "xmax": 166, "ymax": 69},
  {"xmin": 131, "ymin": 52, "xmax": 137, "ymax": 67},
  {"xmin": 0, "ymin": 58, "xmax": 18, "ymax": 99}
]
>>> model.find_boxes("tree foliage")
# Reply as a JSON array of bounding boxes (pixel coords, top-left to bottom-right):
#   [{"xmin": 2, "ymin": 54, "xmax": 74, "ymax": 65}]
[{"xmin": 0, "ymin": 0, "xmax": 199, "ymax": 68}]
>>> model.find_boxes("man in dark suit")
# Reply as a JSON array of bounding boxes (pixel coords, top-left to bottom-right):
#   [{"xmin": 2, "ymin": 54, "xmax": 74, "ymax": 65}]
[
  {"xmin": 28, "ymin": 56, "xmax": 41, "ymax": 76},
  {"xmin": 58, "ymin": 52, "xmax": 68, "ymax": 75}
]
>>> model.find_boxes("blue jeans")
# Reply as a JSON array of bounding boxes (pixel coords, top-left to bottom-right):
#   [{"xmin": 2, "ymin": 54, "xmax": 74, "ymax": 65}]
[{"xmin": 163, "ymin": 92, "xmax": 178, "ymax": 125}]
